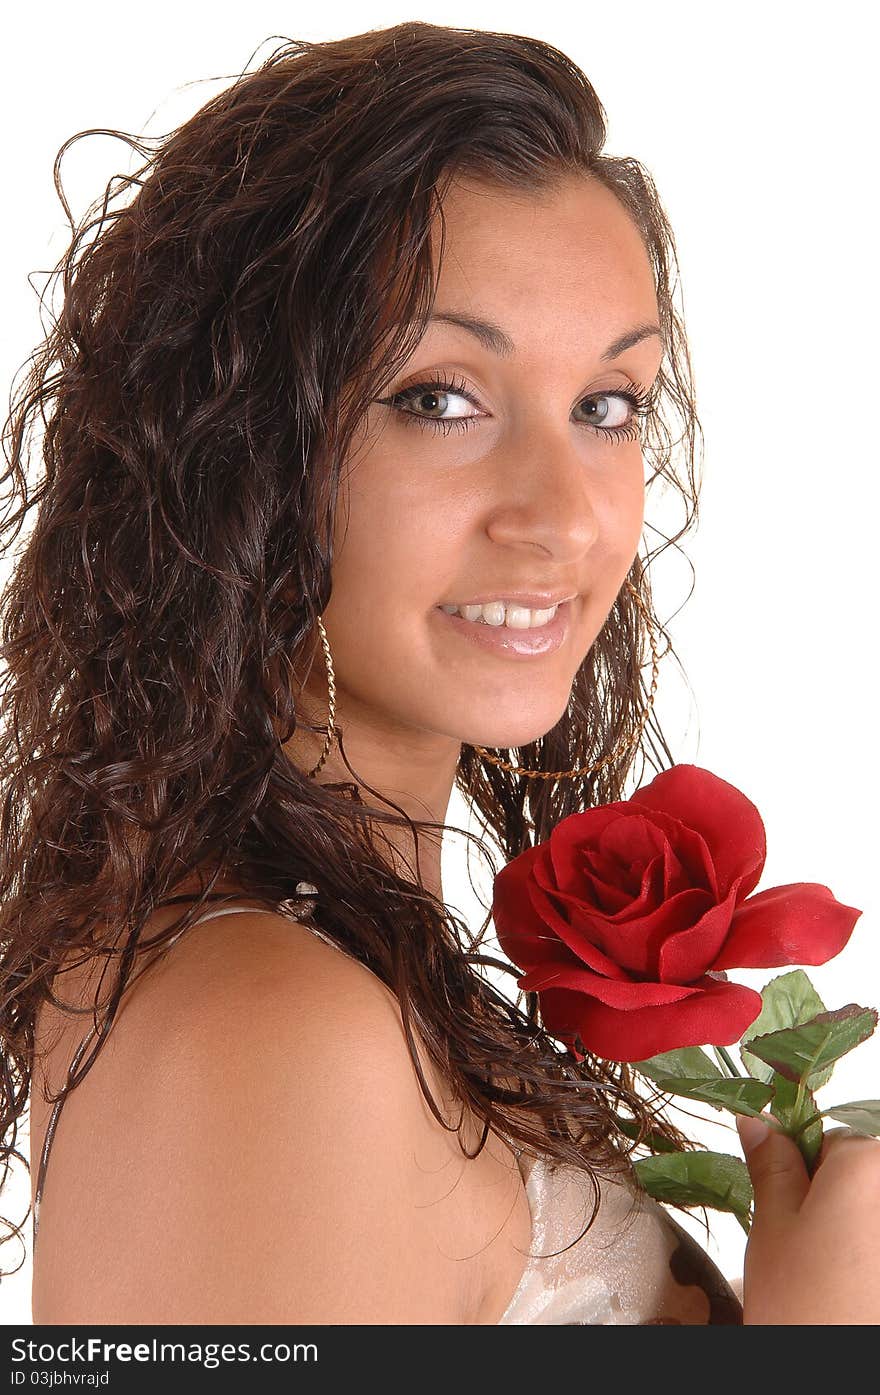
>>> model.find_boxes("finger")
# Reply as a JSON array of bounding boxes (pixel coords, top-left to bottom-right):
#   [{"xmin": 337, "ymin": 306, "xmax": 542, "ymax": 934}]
[{"xmin": 737, "ymin": 1111, "xmax": 811, "ymax": 1216}]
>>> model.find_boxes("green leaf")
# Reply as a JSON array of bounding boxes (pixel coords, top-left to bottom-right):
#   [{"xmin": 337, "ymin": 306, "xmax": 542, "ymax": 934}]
[
  {"xmin": 740, "ymin": 970, "xmax": 831, "ymax": 1088},
  {"xmin": 823, "ymin": 1101, "xmax": 880, "ymax": 1138},
  {"xmin": 656, "ymin": 1076, "xmax": 775, "ymax": 1115},
  {"xmin": 745, "ymin": 1005, "xmax": 878, "ymax": 1086},
  {"xmin": 632, "ymin": 1047, "xmax": 723, "ymax": 1083},
  {"xmin": 613, "ymin": 1118, "xmax": 682, "ymax": 1154},
  {"xmin": 633, "ymin": 1150, "xmax": 753, "ymax": 1229},
  {"xmin": 769, "ymin": 1073, "xmax": 824, "ymax": 1172},
  {"xmin": 627, "ymin": 1073, "xmax": 774, "ymax": 1116}
]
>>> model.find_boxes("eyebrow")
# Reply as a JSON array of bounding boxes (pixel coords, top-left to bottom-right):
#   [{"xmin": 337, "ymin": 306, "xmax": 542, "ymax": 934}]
[{"xmin": 427, "ymin": 311, "xmax": 664, "ymax": 361}]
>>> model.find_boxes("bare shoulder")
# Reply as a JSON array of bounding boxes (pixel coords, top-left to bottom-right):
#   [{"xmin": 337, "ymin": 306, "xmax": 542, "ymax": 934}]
[{"xmin": 31, "ymin": 908, "xmax": 492, "ymax": 1324}]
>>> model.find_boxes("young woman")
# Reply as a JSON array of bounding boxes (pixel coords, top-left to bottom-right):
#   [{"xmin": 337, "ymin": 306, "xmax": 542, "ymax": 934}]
[{"xmin": 2, "ymin": 22, "xmax": 878, "ymax": 1326}]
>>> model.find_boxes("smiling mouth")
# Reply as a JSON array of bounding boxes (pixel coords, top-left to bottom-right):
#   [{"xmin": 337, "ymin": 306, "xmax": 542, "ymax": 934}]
[
  {"xmin": 432, "ymin": 598, "xmax": 572, "ymax": 659},
  {"xmin": 435, "ymin": 599, "xmax": 568, "ymax": 630}
]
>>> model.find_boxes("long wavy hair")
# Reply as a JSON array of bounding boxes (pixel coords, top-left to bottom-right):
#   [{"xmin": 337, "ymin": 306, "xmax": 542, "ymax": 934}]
[{"xmin": 0, "ymin": 21, "xmax": 707, "ymax": 1278}]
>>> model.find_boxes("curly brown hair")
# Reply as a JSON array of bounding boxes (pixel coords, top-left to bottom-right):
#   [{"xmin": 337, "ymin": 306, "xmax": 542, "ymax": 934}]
[{"xmin": 0, "ymin": 21, "xmax": 707, "ymax": 1278}]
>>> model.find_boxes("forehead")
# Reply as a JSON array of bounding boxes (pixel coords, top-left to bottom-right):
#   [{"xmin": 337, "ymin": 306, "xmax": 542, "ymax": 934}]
[{"xmin": 430, "ymin": 173, "xmax": 658, "ymax": 340}]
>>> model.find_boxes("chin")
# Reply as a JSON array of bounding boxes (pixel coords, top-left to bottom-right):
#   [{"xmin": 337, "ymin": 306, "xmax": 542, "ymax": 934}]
[{"xmin": 461, "ymin": 715, "xmax": 571, "ymax": 753}]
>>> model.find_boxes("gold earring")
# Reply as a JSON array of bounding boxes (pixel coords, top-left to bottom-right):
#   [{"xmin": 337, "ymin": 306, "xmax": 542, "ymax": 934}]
[
  {"xmin": 307, "ymin": 615, "xmax": 338, "ymax": 779},
  {"xmin": 306, "ymin": 577, "xmax": 659, "ymax": 782}
]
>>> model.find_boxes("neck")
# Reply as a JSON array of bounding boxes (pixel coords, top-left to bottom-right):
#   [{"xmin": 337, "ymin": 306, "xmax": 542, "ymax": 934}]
[{"xmin": 280, "ymin": 698, "xmax": 458, "ymax": 908}]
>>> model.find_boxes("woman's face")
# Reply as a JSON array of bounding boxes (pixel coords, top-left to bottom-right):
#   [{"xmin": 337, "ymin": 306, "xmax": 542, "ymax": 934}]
[{"xmin": 297, "ymin": 173, "xmax": 664, "ymax": 806}]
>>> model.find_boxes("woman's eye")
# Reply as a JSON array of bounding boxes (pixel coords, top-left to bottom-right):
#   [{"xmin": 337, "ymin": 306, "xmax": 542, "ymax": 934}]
[
  {"xmin": 402, "ymin": 386, "xmax": 476, "ymax": 422},
  {"xmin": 575, "ymin": 394, "xmax": 630, "ymax": 430},
  {"xmin": 377, "ymin": 378, "xmax": 482, "ymax": 435}
]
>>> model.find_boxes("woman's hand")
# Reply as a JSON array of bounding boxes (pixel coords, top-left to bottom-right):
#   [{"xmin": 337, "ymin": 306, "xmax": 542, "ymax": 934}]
[{"xmin": 737, "ymin": 1114, "xmax": 880, "ymax": 1324}]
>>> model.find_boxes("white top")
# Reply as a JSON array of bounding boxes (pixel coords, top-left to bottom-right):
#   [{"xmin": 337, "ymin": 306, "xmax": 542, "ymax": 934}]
[{"xmin": 497, "ymin": 1150, "xmax": 740, "ymax": 1323}]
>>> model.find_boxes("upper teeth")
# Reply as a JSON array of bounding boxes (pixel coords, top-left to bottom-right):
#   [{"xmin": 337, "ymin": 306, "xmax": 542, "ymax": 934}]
[{"xmin": 440, "ymin": 600, "xmax": 560, "ymax": 629}]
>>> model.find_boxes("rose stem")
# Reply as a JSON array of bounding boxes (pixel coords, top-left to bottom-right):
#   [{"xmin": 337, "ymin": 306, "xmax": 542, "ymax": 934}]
[{"xmin": 712, "ymin": 1046, "xmax": 740, "ymax": 1077}]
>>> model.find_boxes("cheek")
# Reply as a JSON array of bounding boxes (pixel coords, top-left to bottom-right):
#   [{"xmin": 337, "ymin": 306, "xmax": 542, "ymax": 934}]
[
  {"xmin": 576, "ymin": 459, "xmax": 646, "ymax": 642},
  {"xmin": 328, "ymin": 480, "xmax": 450, "ymax": 628},
  {"xmin": 621, "ymin": 445, "xmax": 647, "ymax": 532},
  {"xmin": 597, "ymin": 450, "xmax": 646, "ymax": 556}
]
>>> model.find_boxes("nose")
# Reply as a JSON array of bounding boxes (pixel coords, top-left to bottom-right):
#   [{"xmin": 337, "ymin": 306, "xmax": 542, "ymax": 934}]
[{"xmin": 483, "ymin": 421, "xmax": 602, "ymax": 559}]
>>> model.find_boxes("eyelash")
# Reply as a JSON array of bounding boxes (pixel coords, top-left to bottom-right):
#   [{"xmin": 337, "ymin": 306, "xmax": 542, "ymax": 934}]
[{"xmin": 378, "ymin": 371, "xmax": 657, "ymax": 444}]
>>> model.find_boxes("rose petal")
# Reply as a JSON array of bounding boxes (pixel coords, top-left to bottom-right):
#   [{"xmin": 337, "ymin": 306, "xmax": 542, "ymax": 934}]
[
  {"xmin": 577, "ymin": 869, "xmax": 630, "ymax": 915},
  {"xmin": 547, "ymin": 802, "xmax": 718, "ymax": 900},
  {"xmin": 537, "ymin": 975, "xmax": 764, "ymax": 1061},
  {"xmin": 517, "ymin": 961, "xmax": 698, "ymax": 1008},
  {"xmin": 532, "ymin": 847, "xmax": 712, "ymax": 979},
  {"xmin": 579, "ymin": 851, "xmax": 637, "ymax": 913},
  {"xmin": 594, "ymin": 814, "xmax": 668, "ymax": 894},
  {"xmin": 657, "ymin": 878, "xmax": 741, "ymax": 983},
  {"xmin": 581, "ymin": 836, "xmax": 672, "ymax": 914},
  {"xmin": 492, "ymin": 841, "xmax": 545, "ymax": 916},
  {"xmin": 495, "ymin": 924, "xmax": 584, "ymax": 976},
  {"xmin": 575, "ymin": 884, "xmax": 714, "ymax": 979},
  {"xmin": 585, "ymin": 848, "xmax": 666, "ymax": 926},
  {"xmin": 593, "ymin": 814, "xmax": 701, "ymax": 902},
  {"xmin": 711, "ymin": 882, "xmax": 863, "ymax": 970},
  {"xmin": 630, "ymin": 764, "xmax": 766, "ymax": 902},
  {"xmin": 545, "ymin": 804, "xmax": 635, "ymax": 891},
  {"xmin": 492, "ymin": 851, "xmax": 630, "ymax": 980},
  {"xmin": 551, "ymin": 855, "xmax": 678, "ymax": 950},
  {"xmin": 522, "ymin": 877, "xmax": 630, "ymax": 979}
]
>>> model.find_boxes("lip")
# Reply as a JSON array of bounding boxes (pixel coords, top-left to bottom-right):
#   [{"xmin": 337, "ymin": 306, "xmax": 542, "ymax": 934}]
[
  {"xmin": 432, "ymin": 598, "xmax": 573, "ymax": 659},
  {"xmin": 439, "ymin": 591, "xmax": 577, "ymax": 609}
]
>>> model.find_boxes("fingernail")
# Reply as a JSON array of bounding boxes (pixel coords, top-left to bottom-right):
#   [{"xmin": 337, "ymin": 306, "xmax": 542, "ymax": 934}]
[{"xmin": 737, "ymin": 1113, "xmax": 771, "ymax": 1151}]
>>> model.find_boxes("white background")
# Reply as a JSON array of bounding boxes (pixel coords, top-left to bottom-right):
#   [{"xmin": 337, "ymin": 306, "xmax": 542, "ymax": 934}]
[{"xmin": 1, "ymin": 0, "xmax": 877, "ymax": 1325}]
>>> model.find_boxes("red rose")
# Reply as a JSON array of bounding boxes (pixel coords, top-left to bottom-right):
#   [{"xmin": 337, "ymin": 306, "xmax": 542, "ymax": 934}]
[{"xmin": 492, "ymin": 764, "xmax": 862, "ymax": 1062}]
